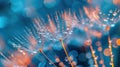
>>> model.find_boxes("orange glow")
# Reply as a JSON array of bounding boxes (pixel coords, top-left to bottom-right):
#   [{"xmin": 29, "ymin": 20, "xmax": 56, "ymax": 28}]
[
  {"xmin": 11, "ymin": 50, "xmax": 31, "ymax": 66},
  {"xmin": 47, "ymin": 15, "xmax": 56, "ymax": 33},
  {"xmin": 85, "ymin": 28, "xmax": 102, "ymax": 38},
  {"xmin": 3, "ymin": 60, "xmax": 15, "ymax": 67},
  {"xmin": 62, "ymin": 11, "xmax": 72, "ymax": 28},
  {"xmin": 99, "ymin": 60, "xmax": 104, "ymax": 64},
  {"xmin": 3, "ymin": 50, "xmax": 31, "ymax": 67},
  {"xmin": 59, "ymin": 62, "xmax": 65, "ymax": 67},
  {"xmin": 105, "ymin": 25, "xmax": 110, "ymax": 31},
  {"xmin": 98, "ymin": 47, "xmax": 102, "ymax": 52},
  {"xmin": 72, "ymin": 12, "xmax": 79, "ymax": 26},
  {"xmin": 84, "ymin": 27, "xmax": 89, "ymax": 32},
  {"xmin": 116, "ymin": 39, "xmax": 120, "ymax": 46},
  {"xmin": 72, "ymin": 61, "xmax": 77, "ymax": 66},
  {"xmin": 29, "ymin": 36, "xmax": 37, "ymax": 46},
  {"xmin": 113, "ymin": 0, "xmax": 120, "ymax": 5},
  {"xmin": 84, "ymin": 39, "xmax": 92, "ymax": 46},
  {"xmin": 103, "ymin": 48, "xmax": 111, "ymax": 56},
  {"xmin": 84, "ymin": 6, "xmax": 100, "ymax": 22},
  {"xmin": 87, "ymin": 0, "xmax": 92, "ymax": 4},
  {"xmin": 90, "ymin": 31, "xmax": 102, "ymax": 38}
]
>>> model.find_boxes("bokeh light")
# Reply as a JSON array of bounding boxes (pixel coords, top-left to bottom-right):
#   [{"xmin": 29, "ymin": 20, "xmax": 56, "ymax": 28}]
[
  {"xmin": 44, "ymin": 0, "xmax": 59, "ymax": 8},
  {"xmin": 0, "ymin": 0, "xmax": 120, "ymax": 67},
  {"xmin": 116, "ymin": 38, "xmax": 120, "ymax": 46},
  {"xmin": 0, "ymin": 16, "xmax": 8, "ymax": 28}
]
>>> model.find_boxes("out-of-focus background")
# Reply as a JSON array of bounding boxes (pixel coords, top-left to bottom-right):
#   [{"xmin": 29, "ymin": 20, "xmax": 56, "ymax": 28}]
[{"xmin": 0, "ymin": 0, "xmax": 120, "ymax": 67}]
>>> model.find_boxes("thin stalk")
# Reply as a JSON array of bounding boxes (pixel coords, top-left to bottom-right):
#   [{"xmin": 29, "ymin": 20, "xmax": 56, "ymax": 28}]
[
  {"xmin": 89, "ymin": 45, "xmax": 98, "ymax": 67},
  {"xmin": 39, "ymin": 49, "xmax": 57, "ymax": 67},
  {"xmin": 108, "ymin": 36, "xmax": 114, "ymax": 67},
  {"xmin": 59, "ymin": 38, "xmax": 74, "ymax": 67}
]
